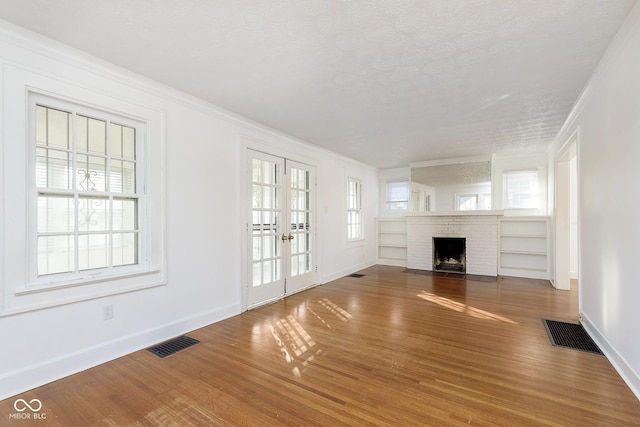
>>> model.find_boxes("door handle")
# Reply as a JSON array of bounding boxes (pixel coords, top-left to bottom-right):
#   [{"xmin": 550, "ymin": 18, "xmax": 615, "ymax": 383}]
[{"xmin": 287, "ymin": 234, "xmax": 294, "ymax": 241}]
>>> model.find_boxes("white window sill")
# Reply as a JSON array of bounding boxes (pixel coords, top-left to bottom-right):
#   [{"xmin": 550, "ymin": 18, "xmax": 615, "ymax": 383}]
[
  {"xmin": 16, "ymin": 266, "xmax": 162, "ymax": 296},
  {"xmin": 2, "ymin": 267, "xmax": 166, "ymax": 317}
]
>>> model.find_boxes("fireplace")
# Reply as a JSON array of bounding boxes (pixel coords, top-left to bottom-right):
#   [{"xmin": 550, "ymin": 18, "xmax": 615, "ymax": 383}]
[{"xmin": 433, "ymin": 237, "xmax": 466, "ymax": 272}]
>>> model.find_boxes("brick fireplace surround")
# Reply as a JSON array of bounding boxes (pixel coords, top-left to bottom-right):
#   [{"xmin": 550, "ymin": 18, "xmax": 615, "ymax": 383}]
[{"xmin": 406, "ymin": 214, "xmax": 499, "ymax": 277}]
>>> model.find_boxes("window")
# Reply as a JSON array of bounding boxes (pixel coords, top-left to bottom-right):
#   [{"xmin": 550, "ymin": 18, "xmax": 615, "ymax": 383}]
[
  {"xmin": 386, "ymin": 180, "xmax": 409, "ymax": 211},
  {"xmin": 347, "ymin": 178, "xmax": 363, "ymax": 241},
  {"xmin": 3, "ymin": 69, "xmax": 165, "ymax": 314},
  {"xmin": 483, "ymin": 193, "xmax": 492, "ymax": 210},
  {"xmin": 33, "ymin": 98, "xmax": 144, "ymax": 280},
  {"xmin": 504, "ymin": 170, "xmax": 539, "ymax": 209},
  {"xmin": 457, "ymin": 194, "xmax": 478, "ymax": 211}
]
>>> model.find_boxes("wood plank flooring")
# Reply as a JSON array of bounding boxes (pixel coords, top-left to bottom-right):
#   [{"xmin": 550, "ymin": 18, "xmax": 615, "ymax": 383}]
[{"xmin": 2, "ymin": 265, "xmax": 640, "ymax": 426}]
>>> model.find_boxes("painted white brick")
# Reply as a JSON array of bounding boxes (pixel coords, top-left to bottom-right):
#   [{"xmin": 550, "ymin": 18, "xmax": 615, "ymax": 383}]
[{"xmin": 407, "ymin": 215, "xmax": 499, "ymax": 276}]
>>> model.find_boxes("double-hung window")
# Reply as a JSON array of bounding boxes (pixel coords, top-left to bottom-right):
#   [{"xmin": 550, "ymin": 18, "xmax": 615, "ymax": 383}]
[
  {"xmin": 503, "ymin": 169, "xmax": 539, "ymax": 209},
  {"xmin": 347, "ymin": 178, "xmax": 363, "ymax": 241},
  {"xmin": 386, "ymin": 180, "xmax": 409, "ymax": 211},
  {"xmin": 33, "ymin": 97, "xmax": 144, "ymax": 281},
  {"xmin": 457, "ymin": 194, "xmax": 478, "ymax": 211}
]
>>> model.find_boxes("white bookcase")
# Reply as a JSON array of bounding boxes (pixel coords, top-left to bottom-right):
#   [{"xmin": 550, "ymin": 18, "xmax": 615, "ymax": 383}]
[
  {"xmin": 377, "ymin": 218, "xmax": 408, "ymax": 267},
  {"xmin": 499, "ymin": 217, "xmax": 550, "ymax": 279}
]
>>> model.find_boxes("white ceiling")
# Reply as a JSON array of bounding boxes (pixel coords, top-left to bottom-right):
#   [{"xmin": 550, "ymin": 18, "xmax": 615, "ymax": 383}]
[{"xmin": 0, "ymin": 0, "xmax": 636, "ymax": 169}]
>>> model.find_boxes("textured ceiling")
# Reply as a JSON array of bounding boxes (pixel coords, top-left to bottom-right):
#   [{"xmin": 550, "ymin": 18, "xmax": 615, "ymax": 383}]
[{"xmin": 0, "ymin": 0, "xmax": 636, "ymax": 168}]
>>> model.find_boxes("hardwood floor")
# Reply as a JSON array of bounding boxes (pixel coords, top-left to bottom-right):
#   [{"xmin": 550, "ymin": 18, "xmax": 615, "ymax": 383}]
[{"xmin": 2, "ymin": 265, "xmax": 640, "ymax": 426}]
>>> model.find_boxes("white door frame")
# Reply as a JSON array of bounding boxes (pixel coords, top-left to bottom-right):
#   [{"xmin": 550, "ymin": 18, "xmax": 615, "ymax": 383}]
[
  {"xmin": 554, "ymin": 129, "xmax": 579, "ymax": 296},
  {"xmin": 241, "ymin": 147, "xmax": 317, "ymax": 311}
]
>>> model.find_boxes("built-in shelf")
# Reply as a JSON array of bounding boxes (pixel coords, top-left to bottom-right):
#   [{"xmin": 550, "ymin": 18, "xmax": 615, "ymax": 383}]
[
  {"xmin": 377, "ymin": 218, "xmax": 407, "ymax": 267},
  {"xmin": 499, "ymin": 217, "xmax": 550, "ymax": 280},
  {"xmin": 379, "ymin": 215, "xmax": 550, "ymax": 279}
]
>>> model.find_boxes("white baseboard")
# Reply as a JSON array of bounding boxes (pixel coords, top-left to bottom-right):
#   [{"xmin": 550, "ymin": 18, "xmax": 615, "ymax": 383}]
[
  {"xmin": 0, "ymin": 303, "xmax": 240, "ymax": 401},
  {"xmin": 321, "ymin": 260, "xmax": 376, "ymax": 284},
  {"xmin": 581, "ymin": 313, "xmax": 640, "ymax": 400}
]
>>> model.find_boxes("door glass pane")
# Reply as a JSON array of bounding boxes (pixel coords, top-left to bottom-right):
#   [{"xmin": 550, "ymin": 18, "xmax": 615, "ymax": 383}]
[
  {"xmin": 253, "ymin": 236, "xmax": 262, "ymax": 261},
  {"xmin": 252, "ymin": 263, "xmax": 262, "ymax": 287},
  {"xmin": 274, "ymin": 234, "xmax": 281, "ymax": 257},
  {"xmin": 263, "ymin": 236, "xmax": 273, "ymax": 258},
  {"xmin": 263, "ymin": 161, "xmax": 273, "ymax": 184},
  {"xmin": 252, "ymin": 159, "xmax": 261, "ymax": 182},
  {"xmin": 252, "ymin": 185, "xmax": 262, "ymax": 208},
  {"xmin": 289, "ymin": 166, "xmax": 313, "ymax": 278},
  {"xmin": 299, "ymin": 190, "xmax": 307, "ymax": 210},
  {"xmin": 263, "ymin": 261, "xmax": 272, "ymax": 284},
  {"xmin": 298, "ymin": 233, "xmax": 306, "ymax": 253},
  {"xmin": 274, "ymin": 259, "xmax": 281, "ymax": 281},
  {"xmin": 262, "ymin": 211, "xmax": 272, "ymax": 231},
  {"xmin": 263, "ymin": 187, "xmax": 272, "ymax": 209},
  {"xmin": 250, "ymin": 156, "xmax": 282, "ymax": 288}
]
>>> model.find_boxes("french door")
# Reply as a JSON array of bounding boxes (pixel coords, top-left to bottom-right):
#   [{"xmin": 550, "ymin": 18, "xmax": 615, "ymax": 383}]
[{"xmin": 247, "ymin": 150, "xmax": 315, "ymax": 308}]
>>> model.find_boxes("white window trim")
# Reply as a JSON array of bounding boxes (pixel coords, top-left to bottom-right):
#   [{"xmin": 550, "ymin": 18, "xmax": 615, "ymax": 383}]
[
  {"xmin": 454, "ymin": 192, "xmax": 492, "ymax": 211},
  {"xmin": 29, "ymin": 94, "xmax": 149, "ymax": 288},
  {"xmin": 347, "ymin": 177, "xmax": 364, "ymax": 242},
  {"xmin": 1, "ymin": 66, "xmax": 166, "ymax": 316},
  {"xmin": 385, "ymin": 179, "xmax": 410, "ymax": 211},
  {"xmin": 503, "ymin": 169, "xmax": 541, "ymax": 210},
  {"xmin": 456, "ymin": 193, "xmax": 478, "ymax": 211}
]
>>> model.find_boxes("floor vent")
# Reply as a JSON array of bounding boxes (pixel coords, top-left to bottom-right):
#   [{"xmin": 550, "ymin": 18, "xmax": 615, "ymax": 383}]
[
  {"xmin": 347, "ymin": 273, "xmax": 365, "ymax": 278},
  {"xmin": 542, "ymin": 319, "xmax": 603, "ymax": 355},
  {"xmin": 147, "ymin": 335, "xmax": 200, "ymax": 358}
]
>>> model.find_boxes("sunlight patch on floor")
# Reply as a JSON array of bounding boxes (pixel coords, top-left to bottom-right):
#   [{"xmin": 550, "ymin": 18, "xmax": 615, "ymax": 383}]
[
  {"xmin": 319, "ymin": 298, "xmax": 353, "ymax": 322},
  {"xmin": 417, "ymin": 291, "xmax": 517, "ymax": 324}
]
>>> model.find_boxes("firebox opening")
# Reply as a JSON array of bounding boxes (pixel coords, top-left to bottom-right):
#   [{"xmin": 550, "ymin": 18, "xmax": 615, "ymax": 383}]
[{"xmin": 433, "ymin": 237, "xmax": 466, "ymax": 273}]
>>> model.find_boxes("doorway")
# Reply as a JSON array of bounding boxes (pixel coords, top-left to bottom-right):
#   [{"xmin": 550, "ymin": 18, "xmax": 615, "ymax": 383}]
[
  {"xmin": 555, "ymin": 134, "xmax": 578, "ymax": 294},
  {"xmin": 246, "ymin": 150, "xmax": 316, "ymax": 308}
]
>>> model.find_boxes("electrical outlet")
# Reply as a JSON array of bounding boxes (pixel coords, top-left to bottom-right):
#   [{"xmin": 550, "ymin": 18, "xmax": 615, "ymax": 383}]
[{"xmin": 103, "ymin": 304, "xmax": 114, "ymax": 320}]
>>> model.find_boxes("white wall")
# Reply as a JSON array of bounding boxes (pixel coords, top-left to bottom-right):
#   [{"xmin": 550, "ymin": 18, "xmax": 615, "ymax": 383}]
[
  {"xmin": 551, "ymin": 2, "xmax": 640, "ymax": 399},
  {"xmin": 0, "ymin": 21, "xmax": 378, "ymax": 400}
]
